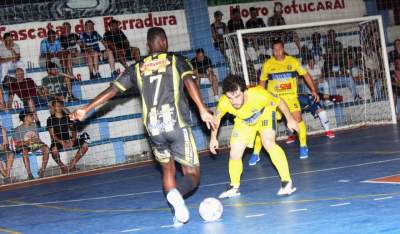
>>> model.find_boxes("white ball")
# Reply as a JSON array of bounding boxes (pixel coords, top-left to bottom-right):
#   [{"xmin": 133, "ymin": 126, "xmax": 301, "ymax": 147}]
[{"xmin": 198, "ymin": 197, "xmax": 223, "ymax": 222}]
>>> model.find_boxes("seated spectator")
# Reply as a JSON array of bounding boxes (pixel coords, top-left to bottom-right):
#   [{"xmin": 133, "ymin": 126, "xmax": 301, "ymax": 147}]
[
  {"xmin": 301, "ymin": 32, "xmax": 325, "ymax": 67},
  {"xmin": 303, "ymin": 56, "xmax": 329, "ymax": 97},
  {"xmin": 246, "ymin": 7, "xmax": 266, "ymax": 29},
  {"xmin": 0, "ymin": 124, "xmax": 14, "ymax": 180},
  {"xmin": 323, "ymin": 29, "xmax": 343, "ymax": 62},
  {"xmin": 210, "ymin": 10, "xmax": 227, "ymax": 55},
  {"xmin": 42, "ymin": 62, "xmax": 78, "ymax": 103},
  {"xmin": 80, "ymin": 20, "xmax": 117, "ymax": 80},
  {"xmin": 39, "ymin": 30, "xmax": 62, "ymax": 69},
  {"xmin": 191, "ymin": 48, "xmax": 219, "ymax": 98},
  {"xmin": 7, "ymin": 68, "xmax": 46, "ymax": 127},
  {"xmin": 268, "ymin": 2, "xmax": 286, "ymax": 26},
  {"xmin": 228, "ymin": 8, "xmax": 245, "ymax": 33},
  {"xmin": 0, "ymin": 32, "xmax": 24, "ymax": 82},
  {"xmin": 323, "ymin": 54, "xmax": 361, "ymax": 102},
  {"xmin": 12, "ymin": 111, "xmax": 49, "ymax": 180},
  {"xmin": 59, "ymin": 22, "xmax": 82, "ymax": 76},
  {"xmin": 388, "ymin": 38, "xmax": 400, "ymax": 65},
  {"xmin": 47, "ymin": 100, "xmax": 89, "ymax": 173},
  {"xmin": 103, "ymin": 19, "xmax": 134, "ymax": 69}
]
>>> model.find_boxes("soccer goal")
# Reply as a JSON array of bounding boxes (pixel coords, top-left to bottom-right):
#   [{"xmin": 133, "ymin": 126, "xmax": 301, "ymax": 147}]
[{"xmin": 224, "ymin": 16, "xmax": 396, "ymax": 137}]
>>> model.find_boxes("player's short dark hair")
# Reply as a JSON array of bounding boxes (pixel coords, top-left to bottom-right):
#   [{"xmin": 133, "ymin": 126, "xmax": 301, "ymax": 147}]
[
  {"xmin": 272, "ymin": 39, "xmax": 284, "ymax": 47},
  {"xmin": 3, "ymin": 32, "xmax": 11, "ymax": 39},
  {"xmin": 195, "ymin": 48, "xmax": 204, "ymax": 55},
  {"xmin": 147, "ymin": 27, "xmax": 166, "ymax": 43},
  {"xmin": 222, "ymin": 74, "xmax": 247, "ymax": 94}
]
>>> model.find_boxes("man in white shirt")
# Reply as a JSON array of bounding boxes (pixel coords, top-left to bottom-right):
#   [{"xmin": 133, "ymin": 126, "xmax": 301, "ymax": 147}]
[{"xmin": 0, "ymin": 32, "xmax": 24, "ymax": 81}]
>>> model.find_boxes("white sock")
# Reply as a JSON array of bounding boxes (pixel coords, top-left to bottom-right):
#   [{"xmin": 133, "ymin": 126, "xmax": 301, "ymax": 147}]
[{"xmin": 318, "ymin": 110, "xmax": 330, "ymax": 131}]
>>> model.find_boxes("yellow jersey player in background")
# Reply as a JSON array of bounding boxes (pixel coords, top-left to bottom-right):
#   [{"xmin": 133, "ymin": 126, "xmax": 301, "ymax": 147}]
[
  {"xmin": 209, "ymin": 75, "xmax": 298, "ymax": 198},
  {"xmin": 249, "ymin": 39, "xmax": 320, "ymax": 164}
]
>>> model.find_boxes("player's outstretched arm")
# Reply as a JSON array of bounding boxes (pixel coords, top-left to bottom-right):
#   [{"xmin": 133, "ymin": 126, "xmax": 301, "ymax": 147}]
[
  {"xmin": 303, "ymin": 73, "xmax": 320, "ymax": 102},
  {"xmin": 209, "ymin": 120, "xmax": 221, "ymax": 154},
  {"xmin": 278, "ymin": 98, "xmax": 299, "ymax": 132},
  {"xmin": 70, "ymin": 86, "xmax": 119, "ymax": 121},
  {"xmin": 183, "ymin": 76, "xmax": 216, "ymax": 130}
]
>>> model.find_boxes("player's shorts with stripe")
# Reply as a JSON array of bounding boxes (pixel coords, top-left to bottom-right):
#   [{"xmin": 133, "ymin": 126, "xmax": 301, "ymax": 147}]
[
  {"xmin": 230, "ymin": 109, "xmax": 277, "ymax": 148},
  {"xmin": 151, "ymin": 126, "xmax": 199, "ymax": 167}
]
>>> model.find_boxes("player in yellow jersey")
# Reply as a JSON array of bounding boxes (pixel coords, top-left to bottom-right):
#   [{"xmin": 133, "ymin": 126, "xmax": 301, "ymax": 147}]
[
  {"xmin": 249, "ymin": 39, "xmax": 319, "ymax": 163},
  {"xmin": 209, "ymin": 75, "xmax": 298, "ymax": 198}
]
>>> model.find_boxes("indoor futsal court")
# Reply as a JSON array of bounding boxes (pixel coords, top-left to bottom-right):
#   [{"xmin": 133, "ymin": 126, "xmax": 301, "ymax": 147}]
[{"xmin": 1, "ymin": 125, "xmax": 399, "ymax": 234}]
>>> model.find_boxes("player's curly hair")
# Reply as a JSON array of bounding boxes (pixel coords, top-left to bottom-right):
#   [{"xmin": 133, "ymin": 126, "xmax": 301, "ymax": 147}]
[{"xmin": 222, "ymin": 74, "xmax": 247, "ymax": 94}]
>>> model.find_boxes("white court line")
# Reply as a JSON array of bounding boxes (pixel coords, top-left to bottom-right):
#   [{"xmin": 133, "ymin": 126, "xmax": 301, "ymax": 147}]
[
  {"xmin": 338, "ymin": 180, "xmax": 350, "ymax": 183},
  {"xmin": 120, "ymin": 228, "xmax": 141, "ymax": 232},
  {"xmin": 245, "ymin": 213, "xmax": 265, "ymax": 218},
  {"xmin": 362, "ymin": 181, "xmax": 400, "ymax": 185},
  {"xmin": 160, "ymin": 224, "xmax": 176, "ymax": 228},
  {"xmin": 374, "ymin": 196, "xmax": 393, "ymax": 201},
  {"xmin": 330, "ymin": 202, "xmax": 351, "ymax": 207},
  {"xmin": 289, "ymin": 208, "xmax": 308, "ymax": 213},
  {"xmin": 2, "ymin": 157, "xmax": 400, "ymax": 209}
]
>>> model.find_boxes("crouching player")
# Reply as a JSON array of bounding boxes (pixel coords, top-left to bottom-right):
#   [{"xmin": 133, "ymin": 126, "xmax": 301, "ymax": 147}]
[{"xmin": 209, "ymin": 75, "xmax": 298, "ymax": 198}]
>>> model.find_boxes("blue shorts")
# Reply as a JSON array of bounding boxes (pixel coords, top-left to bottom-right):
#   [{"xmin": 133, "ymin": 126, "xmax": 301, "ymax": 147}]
[{"xmin": 298, "ymin": 94, "xmax": 321, "ymax": 118}]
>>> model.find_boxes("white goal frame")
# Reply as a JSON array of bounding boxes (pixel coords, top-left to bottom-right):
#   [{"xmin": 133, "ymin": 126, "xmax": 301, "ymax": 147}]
[{"xmin": 231, "ymin": 15, "xmax": 396, "ymax": 124}]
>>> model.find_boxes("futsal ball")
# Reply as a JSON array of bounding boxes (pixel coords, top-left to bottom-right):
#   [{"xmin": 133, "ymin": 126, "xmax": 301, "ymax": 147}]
[{"xmin": 199, "ymin": 197, "xmax": 223, "ymax": 222}]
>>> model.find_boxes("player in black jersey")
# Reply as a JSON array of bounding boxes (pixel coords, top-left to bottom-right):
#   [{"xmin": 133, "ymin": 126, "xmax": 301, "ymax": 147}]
[{"xmin": 70, "ymin": 27, "xmax": 216, "ymax": 225}]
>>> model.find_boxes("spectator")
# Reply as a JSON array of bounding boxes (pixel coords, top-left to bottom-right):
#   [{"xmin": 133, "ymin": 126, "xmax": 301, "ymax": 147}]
[
  {"xmin": 0, "ymin": 32, "xmax": 24, "ymax": 81},
  {"xmin": 0, "ymin": 124, "xmax": 14, "ymax": 180},
  {"xmin": 80, "ymin": 20, "xmax": 117, "ymax": 80},
  {"xmin": 131, "ymin": 47, "xmax": 141, "ymax": 63},
  {"xmin": 103, "ymin": 19, "xmax": 134, "ymax": 69},
  {"xmin": 389, "ymin": 39, "xmax": 400, "ymax": 64},
  {"xmin": 303, "ymin": 32, "xmax": 325, "ymax": 66},
  {"xmin": 246, "ymin": 7, "xmax": 266, "ymax": 29},
  {"xmin": 228, "ymin": 8, "xmax": 245, "ymax": 33},
  {"xmin": 7, "ymin": 68, "xmax": 45, "ymax": 127},
  {"xmin": 39, "ymin": 30, "xmax": 62, "ymax": 69},
  {"xmin": 47, "ymin": 100, "xmax": 89, "ymax": 173},
  {"xmin": 191, "ymin": 48, "xmax": 219, "ymax": 98},
  {"xmin": 59, "ymin": 22, "xmax": 82, "ymax": 76},
  {"xmin": 268, "ymin": 2, "xmax": 286, "ymax": 26},
  {"xmin": 303, "ymin": 56, "xmax": 329, "ymax": 96},
  {"xmin": 41, "ymin": 62, "xmax": 78, "ymax": 103},
  {"xmin": 210, "ymin": 10, "xmax": 227, "ymax": 55},
  {"xmin": 12, "ymin": 111, "xmax": 49, "ymax": 180},
  {"xmin": 391, "ymin": 57, "xmax": 400, "ymax": 118},
  {"xmin": 323, "ymin": 29, "xmax": 343, "ymax": 62}
]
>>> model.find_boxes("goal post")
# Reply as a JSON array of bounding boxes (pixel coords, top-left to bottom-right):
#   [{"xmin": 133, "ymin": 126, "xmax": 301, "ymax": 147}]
[{"xmin": 224, "ymin": 15, "xmax": 396, "ymax": 137}]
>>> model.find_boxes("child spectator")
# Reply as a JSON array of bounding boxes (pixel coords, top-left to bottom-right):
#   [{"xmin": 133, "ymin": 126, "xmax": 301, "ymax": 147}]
[
  {"xmin": 47, "ymin": 100, "xmax": 89, "ymax": 173},
  {"xmin": 42, "ymin": 62, "xmax": 78, "ymax": 102},
  {"xmin": 80, "ymin": 20, "xmax": 117, "ymax": 80},
  {"xmin": 12, "ymin": 111, "xmax": 49, "ymax": 180}
]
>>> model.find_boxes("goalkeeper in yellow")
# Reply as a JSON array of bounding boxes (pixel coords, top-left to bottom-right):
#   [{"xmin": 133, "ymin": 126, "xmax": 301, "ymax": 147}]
[
  {"xmin": 209, "ymin": 74, "xmax": 298, "ymax": 198},
  {"xmin": 249, "ymin": 39, "xmax": 320, "ymax": 164}
]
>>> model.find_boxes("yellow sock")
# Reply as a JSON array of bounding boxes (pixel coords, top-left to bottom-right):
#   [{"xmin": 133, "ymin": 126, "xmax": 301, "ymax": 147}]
[
  {"xmin": 298, "ymin": 121, "xmax": 307, "ymax": 147},
  {"xmin": 229, "ymin": 159, "xmax": 243, "ymax": 188},
  {"xmin": 253, "ymin": 134, "xmax": 262, "ymax": 155},
  {"xmin": 268, "ymin": 144, "xmax": 291, "ymax": 182}
]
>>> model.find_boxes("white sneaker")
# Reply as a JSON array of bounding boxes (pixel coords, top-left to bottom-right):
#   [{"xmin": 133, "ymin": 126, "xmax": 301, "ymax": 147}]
[
  {"xmin": 277, "ymin": 181, "xmax": 297, "ymax": 196},
  {"xmin": 166, "ymin": 189, "xmax": 189, "ymax": 223},
  {"xmin": 219, "ymin": 185, "xmax": 240, "ymax": 199}
]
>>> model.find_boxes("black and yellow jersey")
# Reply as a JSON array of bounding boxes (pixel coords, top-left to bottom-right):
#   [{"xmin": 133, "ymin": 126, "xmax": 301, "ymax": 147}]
[
  {"xmin": 112, "ymin": 52, "xmax": 194, "ymax": 136},
  {"xmin": 260, "ymin": 55, "xmax": 307, "ymax": 97},
  {"xmin": 215, "ymin": 86, "xmax": 280, "ymax": 125}
]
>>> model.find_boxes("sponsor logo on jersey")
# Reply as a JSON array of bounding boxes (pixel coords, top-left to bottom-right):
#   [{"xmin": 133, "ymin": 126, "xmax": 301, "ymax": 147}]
[{"xmin": 140, "ymin": 58, "xmax": 171, "ymax": 73}]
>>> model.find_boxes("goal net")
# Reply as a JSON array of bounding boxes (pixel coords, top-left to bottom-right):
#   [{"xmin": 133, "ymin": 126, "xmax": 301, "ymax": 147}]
[{"xmin": 224, "ymin": 16, "xmax": 396, "ymax": 138}]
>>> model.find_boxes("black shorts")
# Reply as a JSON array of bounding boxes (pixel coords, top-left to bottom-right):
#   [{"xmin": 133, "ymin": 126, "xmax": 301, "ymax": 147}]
[
  {"xmin": 14, "ymin": 142, "xmax": 47, "ymax": 154},
  {"xmin": 150, "ymin": 126, "xmax": 199, "ymax": 167},
  {"xmin": 50, "ymin": 138, "xmax": 86, "ymax": 151}
]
